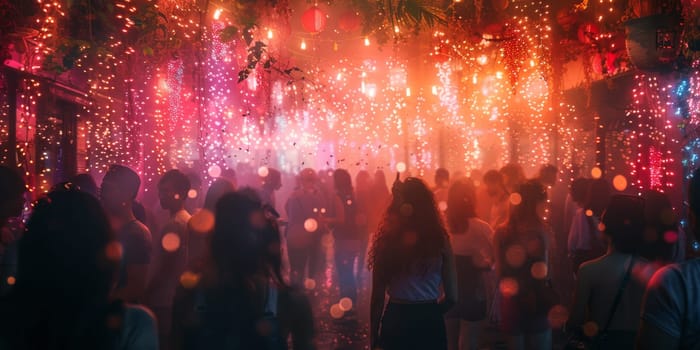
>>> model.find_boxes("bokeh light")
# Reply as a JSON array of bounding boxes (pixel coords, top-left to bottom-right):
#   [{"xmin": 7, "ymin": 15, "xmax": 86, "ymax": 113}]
[
  {"xmin": 190, "ymin": 209, "xmax": 215, "ymax": 233},
  {"xmin": 583, "ymin": 321, "xmax": 599, "ymax": 337},
  {"xmin": 664, "ymin": 231, "xmax": 679, "ymax": 244},
  {"xmin": 613, "ymin": 175, "xmax": 628, "ymax": 192},
  {"xmin": 509, "ymin": 193, "xmax": 523, "ymax": 206},
  {"xmin": 161, "ymin": 233, "xmax": 181, "ymax": 252},
  {"xmin": 258, "ymin": 166, "xmax": 269, "ymax": 178},
  {"xmin": 330, "ymin": 304, "xmax": 345, "ymax": 319},
  {"xmin": 304, "ymin": 218, "xmax": 319, "ymax": 233},
  {"xmin": 105, "ymin": 241, "xmax": 123, "ymax": 262},
  {"xmin": 499, "ymin": 278, "xmax": 520, "ymax": 297},
  {"xmin": 530, "ymin": 262, "xmax": 548, "ymax": 280},
  {"xmin": 339, "ymin": 297, "xmax": 353, "ymax": 311},
  {"xmin": 396, "ymin": 162, "xmax": 407, "ymax": 173},
  {"xmin": 591, "ymin": 167, "xmax": 602, "ymax": 179},
  {"xmin": 179, "ymin": 271, "xmax": 200, "ymax": 289},
  {"xmin": 547, "ymin": 305, "xmax": 569, "ymax": 328},
  {"xmin": 304, "ymin": 278, "xmax": 317, "ymax": 290},
  {"xmin": 505, "ymin": 245, "xmax": 527, "ymax": 268},
  {"xmin": 208, "ymin": 165, "xmax": 222, "ymax": 178}
]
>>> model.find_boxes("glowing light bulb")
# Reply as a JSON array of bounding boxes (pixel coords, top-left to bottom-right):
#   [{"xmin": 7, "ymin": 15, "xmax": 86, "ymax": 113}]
[
  {"xmin": 267, "ymin": 29, "xmax": 273, "ymax": 39},
  {"xmin": 258, "ymin": 166, "xmax": 269, "ymax": 177},
  {"xmin": 405, "ymin": 87, "xmax": 411, "ymax": 97},
  {"xmin": 477, "ymin": 55, "xmax": 488, "ymax": 65},
  {"xmin": 213, "ymin": 8, "xmax": 223, "ymax": 20},
  {"xmin": 396, "ymin": 162, "xmax": 407, "ymax": 173},
  {"xmin": 364, "ymin": 37, "xmax": 370, "ymax": 46},
  {"xmin": 208, "ymin": 165, "xmax": 222, "ymax": 178},
  {"xmin": 300, "ymin": 39, "xmax": 307, "ymax": 50}
]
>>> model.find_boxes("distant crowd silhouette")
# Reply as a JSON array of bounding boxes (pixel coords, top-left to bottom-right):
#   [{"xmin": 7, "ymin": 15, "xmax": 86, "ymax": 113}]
[{"xmin": 0, "ymin": 162, "xmax": 698, "ymax": 350}]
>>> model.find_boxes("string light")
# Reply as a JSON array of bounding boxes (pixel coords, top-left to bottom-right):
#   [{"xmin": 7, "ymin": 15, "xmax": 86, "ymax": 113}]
[{"xmin": 3, "ymin": 0, "xmax": 694, "ymax": 201}]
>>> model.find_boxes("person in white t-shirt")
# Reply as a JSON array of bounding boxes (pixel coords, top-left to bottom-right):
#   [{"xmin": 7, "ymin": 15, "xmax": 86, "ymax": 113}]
[
  {"xmin": 638, "ymin": 168, "xmax": 700, "ymax": 349},
  {"xmin": 445, "ymin": 178, "xmax": 494, "ymax": 350}
]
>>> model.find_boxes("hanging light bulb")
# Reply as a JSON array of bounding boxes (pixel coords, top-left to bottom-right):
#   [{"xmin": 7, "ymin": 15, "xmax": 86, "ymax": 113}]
[
  {"xmin": 300, "ymin": 39, "xmax": 307, "ymax": 50},
  {"xmin": 213, "ymin": 8, "xmax": 223, "ymax": 20}
]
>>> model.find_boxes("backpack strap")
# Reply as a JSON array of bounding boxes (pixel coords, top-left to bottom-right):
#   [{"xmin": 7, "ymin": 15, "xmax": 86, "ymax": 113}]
[{"xmin": 601, "ymin": 257, "xmax": 636, "ymax": 334}]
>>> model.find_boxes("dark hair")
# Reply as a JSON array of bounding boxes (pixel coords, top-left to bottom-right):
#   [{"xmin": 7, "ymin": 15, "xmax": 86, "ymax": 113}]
[
  {"xmin": 435, "ymin": 168, "xmax": 450, "ymax": 183},
  {"xmin": 263, "ymin": 168, "xmax": 281, "ymax": 189},
  {"xmin": 70, "ymin": 173, "xmax": 98, "ymax": 198},
  {"xmin": 221, "ymin": 168, "xmax": 237, "ymax": 183},
  {"xmin": 601, "ymin": 195, "xmax": 645, "ymax": 255},
  {"xmin": 539, "ymin": 164, "xmax": 558, "ymax": 185},
  {"xmin": 186, "ymin": 171, "xmax": 202, "ymax": 188},
  {"xmin": 500, "ymin": 163, "xmax": 525, "ymax": 189},
  {"xmin": 373, "ymin": 170, "xmax": 389, "ymax": 189},
  {"xmin": 368, "ymin": 177, "xmax": 449, "ymax": 279},
  {"xmin": 507, "ymin": 179, "xmax": 547, "ymax": 229},
  {"xmin": 585, "ymin": 178, "xmax": 611, "ymax": 217},
  {"xmin": 211, "ymin": 192, "xmax": 263, "ymax": 283},
  {"xmin": 539, "ymin": 164, "xmax": 558, "ymax": 177},
  {"xmin": 203, "ymin": 178, "xmax": 235, "ymax": 211},
  {"xmin": 132, "ymin": 201, "xmax": 147, "ymax": 223},
  {"xmin": 446, "ymin": 178, "xmax": 477, "ymax": 234},
  {"xmin": 237, "ymin": 188, "xmax": 286, "ymax": 286},
  {"xmin": 104, "ymin": 164, "xmax": 141, "ymax": 199},
  {"xmin": 160, "ymin": 169, "xmax": 191, "ymax": 198},
  {"xmin": 333, "ymin": 169, "xmax": 353, "ymax": 197},
  {"xmin": 641, "ymin": 190, "xmax": 678, "ymax": 261},
  {"xmin": 356, "ymin": 170, "xmax": 372, "ymax": 190},
  {"xmin": 570, "ymin": 178, "xmax": 590, "ymax": 205},
  {"xmin": 483, "ymin": 169, "xmax": 504, "ymax": 185},
  {"xmin": 6, "ymin": 189, "xmax": 120, "ymax": 348}
]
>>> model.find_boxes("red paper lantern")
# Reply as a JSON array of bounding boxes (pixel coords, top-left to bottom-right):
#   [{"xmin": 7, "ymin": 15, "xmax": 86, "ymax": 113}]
[
  {"xmin": 338, "ymin": 11, "xmax": 361, "ymax": 32},
  {"xmin": 301, "ymin": 6, "xmax": 326, "ymax": 33}
]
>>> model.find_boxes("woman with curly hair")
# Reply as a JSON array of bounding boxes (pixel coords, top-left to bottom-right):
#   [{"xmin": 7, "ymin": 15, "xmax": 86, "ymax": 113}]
[{"xmin": 369, "ymin": 176, "xmax": 458, "ymax": 350}]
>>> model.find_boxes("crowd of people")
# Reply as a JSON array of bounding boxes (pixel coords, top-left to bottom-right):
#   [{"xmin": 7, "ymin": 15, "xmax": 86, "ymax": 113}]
[{"xmin": 0, "ymin": 161, "xmax": 698, "ymax": 350}]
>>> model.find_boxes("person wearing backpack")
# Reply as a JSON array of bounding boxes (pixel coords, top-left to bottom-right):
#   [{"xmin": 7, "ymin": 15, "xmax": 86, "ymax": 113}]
[
  {"xmin": 567, "ymin": 195, "xmax": 654, "ymax": 349},
  {"xmin": 172, "ymin": 190, "xmax": 315, "ymax": 350}
]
